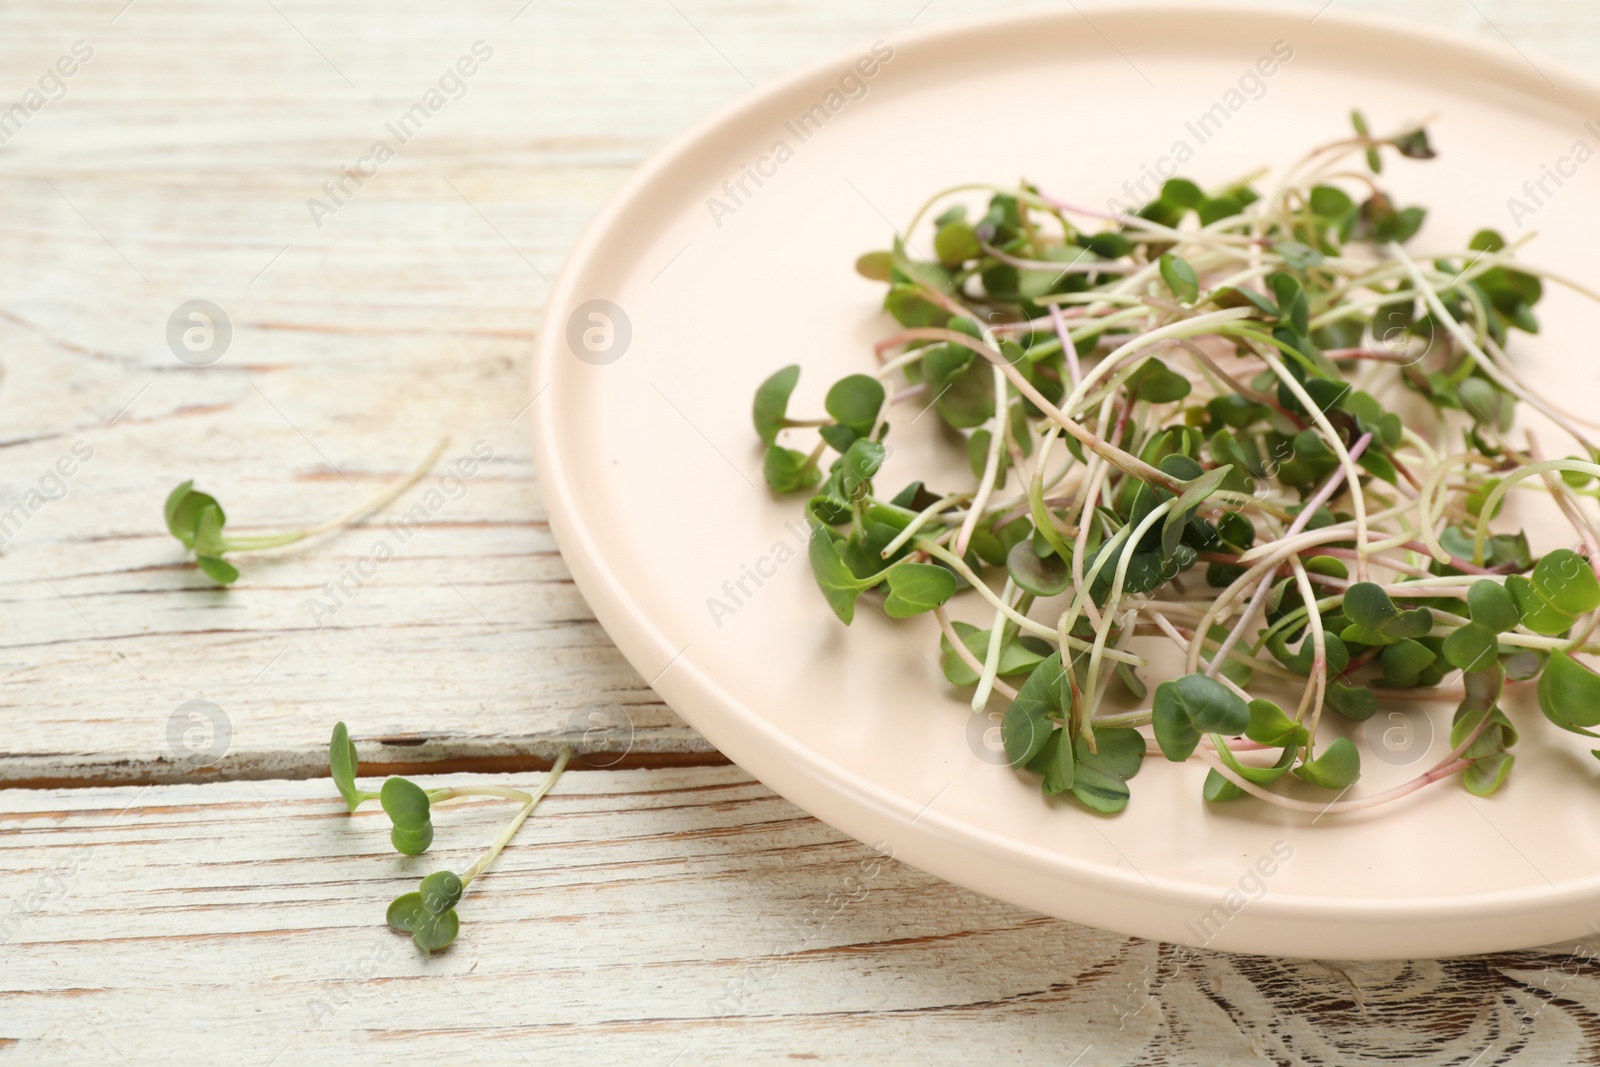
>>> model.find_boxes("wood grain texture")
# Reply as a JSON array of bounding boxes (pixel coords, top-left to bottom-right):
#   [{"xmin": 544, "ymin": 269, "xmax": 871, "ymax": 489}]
[
  {"xmin": 3, "ymin": 0, "xmax": 1598, "ymax": 782},
  {"xmin": 6, "ymin": 767, "xmax": 1600, "ymax": 1066},
  {"xmin": 8, "ymin": 0, "xmax": 1600, "ymax": 1061}
]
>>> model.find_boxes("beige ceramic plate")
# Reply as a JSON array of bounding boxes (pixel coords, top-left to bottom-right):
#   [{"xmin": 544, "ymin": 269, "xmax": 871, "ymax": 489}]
[{"xmin": 531, "ymin": 3, "xmax": 1600, "ymax": 958}]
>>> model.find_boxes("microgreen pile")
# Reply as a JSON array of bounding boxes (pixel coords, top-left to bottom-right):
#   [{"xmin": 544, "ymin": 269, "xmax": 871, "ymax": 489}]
[
  {"xmin": 754, "ymin": 112, "xmax": 1600, "ymax": 816},
  {"xmin": 164, "ymin": 438, "xmax": 448, "ymax": 584},
  {"xmin": 330, "ymin": 722, "xmax": 571, "ymax": 953}
]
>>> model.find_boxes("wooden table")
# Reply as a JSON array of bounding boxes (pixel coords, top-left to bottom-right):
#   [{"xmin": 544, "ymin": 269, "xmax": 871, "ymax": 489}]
[{"xmin": 6, "ymin": 0, "xmax": 1600, "ymax": 1061}]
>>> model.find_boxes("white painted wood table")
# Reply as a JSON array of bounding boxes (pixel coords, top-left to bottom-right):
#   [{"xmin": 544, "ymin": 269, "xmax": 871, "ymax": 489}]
[{"xmin": 6, "ymin": 0, "xmax": 1600, "ymax": 1062}]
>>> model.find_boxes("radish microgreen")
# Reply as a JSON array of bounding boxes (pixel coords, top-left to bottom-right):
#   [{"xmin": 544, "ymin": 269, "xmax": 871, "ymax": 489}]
[
  {"xmin": 165, "ymin": 438, "xmax": 449, "ymax": 585},
  {"xmin": 755, "ymin": 116, "xmax": 1600, "ymax": 816},
  {"xmin": 331, "ymin": 721, "xmax": 571, "ymax": 954}
]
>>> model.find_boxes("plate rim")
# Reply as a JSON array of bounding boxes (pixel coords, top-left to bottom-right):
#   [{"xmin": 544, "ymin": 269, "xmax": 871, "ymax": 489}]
[{"xmin": 530, "ymin": 0, "xmax": 1600, "ymax": 956}]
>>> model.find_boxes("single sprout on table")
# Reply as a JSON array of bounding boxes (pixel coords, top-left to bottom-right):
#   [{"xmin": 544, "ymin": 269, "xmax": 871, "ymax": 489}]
[
  {"xmin": 164, "ymin": 437, "xmax": 449, "ymax": 585},
  {"xmin": 329, "ymin": 721, "xmax": 571, "ymax": 954},
  {"xmin": 753, "ymin": 109, "xmax": 1600, "ymax": 816}
]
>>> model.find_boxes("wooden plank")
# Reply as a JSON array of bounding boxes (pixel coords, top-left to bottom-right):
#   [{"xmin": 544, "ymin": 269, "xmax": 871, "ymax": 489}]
[
  {"xmin": 0, "ymin": 0, "xmax": 1017, "ymax": 782},
  {"xmin": 4, "ymin": 766, "xmax": 1600, "ymax": 1064},
  {"xmin": 6, "ymin": 2, "xmax": 1600, "ymax": 1060},
  {"xmin": 4, "ymin": 0, "xmax": 1600, "ymax": 781}
]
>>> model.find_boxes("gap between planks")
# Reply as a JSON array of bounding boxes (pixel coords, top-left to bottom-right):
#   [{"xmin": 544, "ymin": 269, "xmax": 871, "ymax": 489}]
[{"xmin": 1, "ymin": 739, "xmax": 730, "ymax": 791}]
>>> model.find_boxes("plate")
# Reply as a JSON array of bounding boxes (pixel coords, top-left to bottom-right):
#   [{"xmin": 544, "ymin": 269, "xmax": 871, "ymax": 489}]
[{"xmin": 530, "ymin": 3, "xmax": 1600, "ymax": 958}]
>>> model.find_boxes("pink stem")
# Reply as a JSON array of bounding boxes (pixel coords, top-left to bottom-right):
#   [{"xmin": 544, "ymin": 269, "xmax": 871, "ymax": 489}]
[
  {"xmin": 1195, "ymin": 746, "xmax": 1471, "ymax": 814},
  {"xmin": 1050, "ymin": 303, "xmax": 1083, "ymax": 386},
  {"xmin": 995, "ymin": 304, "xmax": 1088, "ymax": 338},
  {"xmin": 933, "ymin": 606, "xmax": 1018, "ymax": 701},
  {"xmin": 1207, "ymin": 433, "xmax": 1373, "ymax": 678}
]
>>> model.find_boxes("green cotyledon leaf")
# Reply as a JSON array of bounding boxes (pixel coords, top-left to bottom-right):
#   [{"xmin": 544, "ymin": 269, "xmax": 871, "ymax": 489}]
[
  {"xmin": 1069, "ymin": 727, "xmax": 1146, "ymax": 813},
  {"xmin": 939, "ymin": 623, "xmax": 1048, "ymax": 686},
  {"xmin": 329, "ymin": 721, "xmax": 367, "ymax": 812},
  {"xmin": 881, "ymin": 563, "xmax": 956, "ymax": 618},
  {"xmin": 1538, "ymin": 651, "xmax": 1600, "ymax": 736},
  {"xmin": 1003, "ymin": 653, "xmax": 1066, "ymax": 767},
  {"xmin": 1292, "ymin": 737, "xmax": 1361, "ymax": 789},
  {"xmin": 1152, "ymin": 673, "xmax": 1250, "ymax": 761},
  {"xmin": 752, "ymin": 365, "xmax": 801, "ymax": 446}
]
